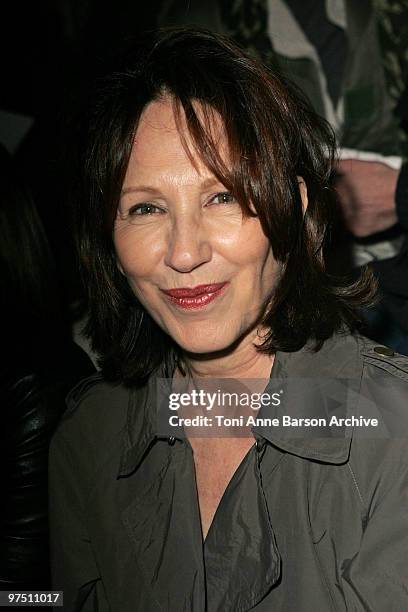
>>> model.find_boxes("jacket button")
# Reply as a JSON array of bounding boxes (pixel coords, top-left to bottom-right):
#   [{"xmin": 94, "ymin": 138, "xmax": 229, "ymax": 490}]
[
  {"xmin": 168, "ymin": 436, "xmax": 176, "ymax": 445},
  {"xmin": 373, "ymin": 346, "xmax": 395, "ymax": 357},
  {"xmin": 255, "ymin": 439, "xmax": 265, "ymax": 451}
]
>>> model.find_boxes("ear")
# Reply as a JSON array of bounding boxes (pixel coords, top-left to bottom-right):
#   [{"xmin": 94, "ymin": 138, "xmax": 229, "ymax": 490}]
[{"xmin": 297, "ymin": 176, "xmax": 308, "ymax": 215}]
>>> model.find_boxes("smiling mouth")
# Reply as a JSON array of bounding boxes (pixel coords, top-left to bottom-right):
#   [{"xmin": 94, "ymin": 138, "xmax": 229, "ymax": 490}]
[{"xmin": 160, "ymin": 282, "xmax": 228, "ymax": 309}]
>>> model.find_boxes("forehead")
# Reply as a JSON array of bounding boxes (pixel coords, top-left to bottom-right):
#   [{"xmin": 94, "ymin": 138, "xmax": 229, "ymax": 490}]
[
  {"xmin": 126, "ymin": 97, "xmax": 228, "ymax": 178},
  {"xmin": 135, "ymin": 98, "xmax": 180, "ymax": 145}
]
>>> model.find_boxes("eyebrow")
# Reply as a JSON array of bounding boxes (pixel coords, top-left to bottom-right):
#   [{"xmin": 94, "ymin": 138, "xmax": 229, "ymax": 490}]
[
  {"xmin": 121, "ymin": 185, "xmax": 160, "ymax": 196},
  {"xmin": 120, "ymin": 177, "xmax": 224, "ymax": 197}
]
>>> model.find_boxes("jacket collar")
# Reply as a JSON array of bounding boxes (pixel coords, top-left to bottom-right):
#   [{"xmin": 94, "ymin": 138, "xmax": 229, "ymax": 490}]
[
  {"xmin": 252, "ymin": 331, "xmax": 364, "ymax": 464},
  {"xmin": 118, "ymin": 332, "xmax": 364, "ymax": 476}
]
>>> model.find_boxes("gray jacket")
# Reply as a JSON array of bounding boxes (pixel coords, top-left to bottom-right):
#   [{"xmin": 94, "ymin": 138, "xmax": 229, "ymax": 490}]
[{"xmin": 49, "ymin": 332, "xmax": 408, "ymax": 611}]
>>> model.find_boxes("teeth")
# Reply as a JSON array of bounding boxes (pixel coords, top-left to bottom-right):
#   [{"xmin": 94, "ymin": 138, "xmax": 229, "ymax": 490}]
[{"xmin": 180, "ymin": 294, "xmax": 211, "ymax": 305}]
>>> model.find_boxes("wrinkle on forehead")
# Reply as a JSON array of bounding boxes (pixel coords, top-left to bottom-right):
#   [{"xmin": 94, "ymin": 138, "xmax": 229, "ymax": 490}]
[{"xmin": 135, "ymin": 94, "xmax": 229, "ymax": 176}]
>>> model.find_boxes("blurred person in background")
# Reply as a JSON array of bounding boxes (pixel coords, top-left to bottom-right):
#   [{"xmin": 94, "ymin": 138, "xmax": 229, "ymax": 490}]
[{"xmin": 0, "ymin": 145, "xmax": 94, "ymax": 593}]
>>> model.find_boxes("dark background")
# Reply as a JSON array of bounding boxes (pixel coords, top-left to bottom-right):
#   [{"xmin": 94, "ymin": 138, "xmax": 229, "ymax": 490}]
[{"xmin": 0, "ymin": 1, "xmax": 163, "ymax": 304}]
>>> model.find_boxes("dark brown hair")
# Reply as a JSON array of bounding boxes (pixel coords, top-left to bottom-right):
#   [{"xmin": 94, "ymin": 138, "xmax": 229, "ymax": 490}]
[{"xmin": 77, "ymin": 27, "xmax": 375, "ymax": 384}]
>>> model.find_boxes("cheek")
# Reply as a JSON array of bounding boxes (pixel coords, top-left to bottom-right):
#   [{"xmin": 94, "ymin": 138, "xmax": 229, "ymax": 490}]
[
  {"xmin": 231, "ymin": 219, "xmax": 273, "ymax": 267},
  {"xmin": 231, "ymin": 221, "xmax": 279, "ymax": 301},
  {"xmin": 113, "ymin": 224, "xmax": 163, "ymax": 281}
]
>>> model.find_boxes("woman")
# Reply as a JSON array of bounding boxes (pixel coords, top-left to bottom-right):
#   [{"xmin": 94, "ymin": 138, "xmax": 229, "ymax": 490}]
[{"xmin": 49, "ymin": 29, "xmax": 408, "ymax": 611}]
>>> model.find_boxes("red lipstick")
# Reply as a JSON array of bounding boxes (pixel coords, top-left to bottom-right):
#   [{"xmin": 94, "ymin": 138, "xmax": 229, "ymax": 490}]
[{"xmin": 161, "ymin": 282, "xmax": 228, "ymax": 309}]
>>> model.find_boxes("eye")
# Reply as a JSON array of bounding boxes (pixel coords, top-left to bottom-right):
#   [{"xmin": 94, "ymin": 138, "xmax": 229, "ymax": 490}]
[
  {"xmin": 127, "ymin": 203, "xmax": 165, "ymax": 216},
  {"xmin": 209, "ymin": 192, "xmax": 236, "ymax": 205}
]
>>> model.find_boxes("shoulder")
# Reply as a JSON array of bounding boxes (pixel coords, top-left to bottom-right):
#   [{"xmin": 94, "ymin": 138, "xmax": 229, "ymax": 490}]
[
  {"xmin": 353, "ymin": 334, "xmax": 408, "ymax": 443},
  {"xmin": 65, "ymin": 373, "xmax": 131, "ymax": 418},
  {"xmin": 50, "ymin": 373, "xmax": 132, "ymax": 467},
  {"xmin": 356, "ymin": 334, "xmax": 408, "ymax": 382},
  {"xmin": 347, "ymin": 335, "xmax": 408, "ymax": 505}
]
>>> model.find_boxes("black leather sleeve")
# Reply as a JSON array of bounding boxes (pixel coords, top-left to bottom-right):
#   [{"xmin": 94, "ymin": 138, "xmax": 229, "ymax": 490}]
[
  {"xmin": 0, "ymin": 370, "xmax": 70, "ymax": 590},
  {"xmin": 0, "ymin": 340, "xmax": 95, "ymax": 592}
]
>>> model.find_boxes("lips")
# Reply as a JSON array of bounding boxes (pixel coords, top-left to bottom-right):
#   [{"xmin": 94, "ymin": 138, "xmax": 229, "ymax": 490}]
[{"xmin": 160, "ymin": 282, "xmax": 228, "ymax": 309}]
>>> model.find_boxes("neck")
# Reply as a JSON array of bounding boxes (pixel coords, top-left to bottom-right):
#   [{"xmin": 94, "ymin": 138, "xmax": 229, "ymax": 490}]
[{"xmin": 181, "ymin": 328, "xmax": 275, "ymax": 380}]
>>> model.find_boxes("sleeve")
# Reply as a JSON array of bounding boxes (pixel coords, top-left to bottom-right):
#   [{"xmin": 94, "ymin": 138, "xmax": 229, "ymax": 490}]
[
  {"xmin": 49, "ymin": 431, "xmax": 107, "ymax": 611},
  {"xmin": 341, "ymin": 455, "xmax": 408, "ymax": 609},
  {"xmin": 0, "ymin": 375, "xmax": 65, "ymax": 590}
]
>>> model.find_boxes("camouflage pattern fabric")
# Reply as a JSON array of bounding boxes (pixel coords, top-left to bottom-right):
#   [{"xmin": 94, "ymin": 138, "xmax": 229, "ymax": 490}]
[
  {"xmin": 158, "ymin": 0, "xmax": 407, "ymax": 157},
  {"xmin": 219, "ymin": 0, "xmax": 404, "ymax": 156},
  {"xmin": 374, "ymin": 0, "xmax": 408, "ymax": 156}
]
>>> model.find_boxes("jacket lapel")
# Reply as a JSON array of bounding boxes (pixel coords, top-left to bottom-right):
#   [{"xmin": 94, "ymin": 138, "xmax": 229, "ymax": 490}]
[
  {"xmin": 204, "ymin": 443, "xmax": 281, "ymax": 611},
  {"xmin": 118, "ymin": 378, "xmax": 206, "ymax": 611},
  {"xmin": 120, "ymin": 441, "xmax": 206, "ymax": 611}
]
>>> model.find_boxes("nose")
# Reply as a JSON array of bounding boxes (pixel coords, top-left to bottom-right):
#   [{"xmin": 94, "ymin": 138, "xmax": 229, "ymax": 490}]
[{"xmin": 164, "ymin": 215, "xmax": 212, "ymax": 273}]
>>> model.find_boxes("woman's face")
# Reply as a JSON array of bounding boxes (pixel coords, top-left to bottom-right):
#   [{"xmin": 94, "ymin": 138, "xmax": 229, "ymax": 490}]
[{"xmin": 114, "ymin": 98, "xmax": 280, "ymax": 354}]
